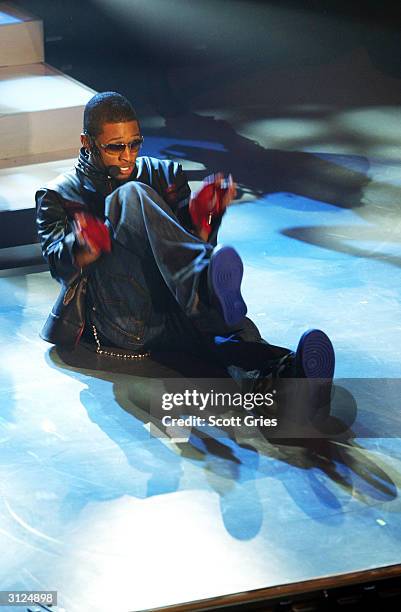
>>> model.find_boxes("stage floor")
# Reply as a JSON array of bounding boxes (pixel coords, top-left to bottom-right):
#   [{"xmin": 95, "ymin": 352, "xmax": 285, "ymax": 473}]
[{"xmin": 1, "ymin": 123, "xmax": 401, "ymax": 611}]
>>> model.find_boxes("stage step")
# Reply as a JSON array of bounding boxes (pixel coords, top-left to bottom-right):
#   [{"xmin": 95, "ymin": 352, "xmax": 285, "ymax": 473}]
[
  {"xmin": 0, "ymin": 152, "xmax": 76, "ymax": 248},
  {"xmin": 0, "ymin": 62, "xmax": 95, "ymax": 160},
  {"xmin": 0, "ymin": 3, "xmax": 96, "ymax": 260},
  {"xmin": 0, "ymin": 243, "xmax": 46, "ymax": 274},
  {"xmin": 0, "ymin": 2, "xmax": 44, "ymax": 66}
]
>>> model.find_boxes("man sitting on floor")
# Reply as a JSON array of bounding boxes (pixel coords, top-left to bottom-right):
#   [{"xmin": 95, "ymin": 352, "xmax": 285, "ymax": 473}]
[{"xmin": 36, "ymin": 91, "xmax": 335, "ymax": 416}]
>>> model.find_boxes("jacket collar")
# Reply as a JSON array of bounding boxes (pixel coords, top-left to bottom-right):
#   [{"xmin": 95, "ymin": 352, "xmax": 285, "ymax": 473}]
[
  {"xmin": 75, "ymin": 148, "xmax": 139, "ymax": 194},
  {"xmin": 75, "ymin": 147, "xmax": 116, "ymax": 196}
]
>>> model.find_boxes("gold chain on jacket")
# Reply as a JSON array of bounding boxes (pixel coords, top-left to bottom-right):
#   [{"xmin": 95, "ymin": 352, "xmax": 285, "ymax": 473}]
[{"xmin": 92, "ymin": 324, "xmax": 150, "ymax": 360}]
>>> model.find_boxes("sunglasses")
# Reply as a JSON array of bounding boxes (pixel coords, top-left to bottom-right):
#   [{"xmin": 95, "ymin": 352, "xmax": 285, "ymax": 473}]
[{"xmin": 97, "ymin": 136, "xmax": 144, "ymax": 155}]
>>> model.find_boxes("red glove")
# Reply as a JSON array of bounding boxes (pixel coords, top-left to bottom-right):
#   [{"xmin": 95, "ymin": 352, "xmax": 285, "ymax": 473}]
[
  {"xmin": 189, "ymin": 174, "xmax": 231, "ymax": 239},
  {"xmin": 74, "ymin": 212, "xmax": 111, "ymax": 253}
]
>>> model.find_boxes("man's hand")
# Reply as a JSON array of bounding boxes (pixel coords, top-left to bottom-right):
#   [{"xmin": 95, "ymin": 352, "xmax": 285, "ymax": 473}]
[
  {"xmin": 73, "ymin": 212, "xmax": 108, "ymax": 268},
  {"xmin": 218, "ymin": 173, "xmax": 237, "ymax": 210},
  {"xmin": 73, "ymin": 241, "xmax": 102, "ymax": 268},
  {"xmin": 189, "ymin": 173, "xmax": 237, "ymax": 241}
]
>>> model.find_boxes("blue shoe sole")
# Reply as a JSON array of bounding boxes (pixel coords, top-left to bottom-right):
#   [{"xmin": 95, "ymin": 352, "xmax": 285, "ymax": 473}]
[
  {"xmin": 208, "ymin": 246, "xmax": 247, "ymax": 327},
  {"xmin": 296, "ymin": 329, "xmax": 335, "ymax": 380}
]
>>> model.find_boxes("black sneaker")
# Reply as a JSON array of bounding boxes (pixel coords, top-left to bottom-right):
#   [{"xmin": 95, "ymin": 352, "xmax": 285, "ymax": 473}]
[
  {"xmin": 252, "ymin": 330, "xmax": 335, "ymax": 431},
  {"xmin": 295, "ymin": 329, "xmax": 335, "ymax": 380},
  {"xmin": 294, "ymin": 329, "xmax": 335, "ymax": 422},
  {"xmin": 208, "ymin": 245, "xmax": 247, "ymax": 327}
]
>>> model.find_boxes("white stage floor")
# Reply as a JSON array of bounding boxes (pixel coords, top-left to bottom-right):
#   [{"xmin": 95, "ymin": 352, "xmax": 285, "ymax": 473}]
[{"xmin": 1, "ymin": 129, "xmax": 401, "ymax": 609}]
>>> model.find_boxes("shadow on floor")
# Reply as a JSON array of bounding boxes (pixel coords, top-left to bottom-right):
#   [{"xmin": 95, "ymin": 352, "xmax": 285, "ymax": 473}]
[
  {"xmin": 45, "ymin": 343, "xmax": 399, "ymax": 541},
  {"xmin": 156, "ymin": 113, "xmax": 371, "ymax": 208},
  {"xmin": 145, "ymin": 112, "xmax": 401, "ymax": 270}
]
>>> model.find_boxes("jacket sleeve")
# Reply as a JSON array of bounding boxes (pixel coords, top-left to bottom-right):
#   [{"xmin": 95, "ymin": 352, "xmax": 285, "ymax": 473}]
[{"xmin": 36, "ymin": 188, "xmax": 81, "ymax": 285}]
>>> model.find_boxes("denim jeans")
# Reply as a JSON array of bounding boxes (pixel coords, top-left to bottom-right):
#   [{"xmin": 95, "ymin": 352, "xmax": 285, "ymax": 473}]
[{"xmin": 87, "ymin": 181, "xmax": 290, "ymax": 375}]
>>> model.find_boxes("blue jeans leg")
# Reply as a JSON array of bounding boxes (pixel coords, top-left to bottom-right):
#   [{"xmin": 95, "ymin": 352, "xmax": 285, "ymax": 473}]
[
  {"xmin": 87, "ymin": 181, "xmax": 214, "ymax": 349},
  {"xmin": 106, "ymin": 181, "xmax": 213, "ymax": 316}
]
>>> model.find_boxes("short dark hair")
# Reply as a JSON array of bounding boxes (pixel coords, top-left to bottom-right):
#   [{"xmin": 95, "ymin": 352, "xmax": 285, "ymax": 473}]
[{"xmin": 83, "ymin": 91, "xmax": 138, "ymax": 137}]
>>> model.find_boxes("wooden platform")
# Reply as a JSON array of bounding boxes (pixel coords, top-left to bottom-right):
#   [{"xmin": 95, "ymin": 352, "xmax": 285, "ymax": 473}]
[
  {"xmin": 0, "ymin": 63, "xmax": 94, "ymax": 159},
  {"xmin": 0, "ymin": 1, "xmax": 43, "ymax": 67},
  {"xmin": 0, "ymin": 1, "xmax": 94, "ymax": 254}
]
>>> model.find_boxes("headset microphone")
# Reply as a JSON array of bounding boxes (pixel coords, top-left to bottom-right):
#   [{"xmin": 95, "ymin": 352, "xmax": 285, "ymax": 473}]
[{"xmin": 107, "ymin": 165, "xmax": 121, "ymax": 178}]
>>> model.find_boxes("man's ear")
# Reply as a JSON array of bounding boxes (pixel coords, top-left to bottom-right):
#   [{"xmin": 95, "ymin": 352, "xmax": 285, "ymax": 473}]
[{"xmin": 81, "ymin": 132, "xmax": 91, "ymax": 150}]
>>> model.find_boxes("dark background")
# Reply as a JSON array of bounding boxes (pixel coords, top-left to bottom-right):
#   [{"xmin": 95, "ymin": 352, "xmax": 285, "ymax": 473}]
[{"xmin": 15, "ymin": 0, "xmax": 401, "ymax": 117}]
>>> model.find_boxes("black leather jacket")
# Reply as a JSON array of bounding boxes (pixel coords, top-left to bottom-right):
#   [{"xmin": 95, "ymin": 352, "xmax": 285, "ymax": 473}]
[
  {"xmin": 36, "ymin": 149, "xmax": 222, "ymax": 346},
  {"xmin": 36, "ymin": 148, "xmax": 196, "ymax": 285}
]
